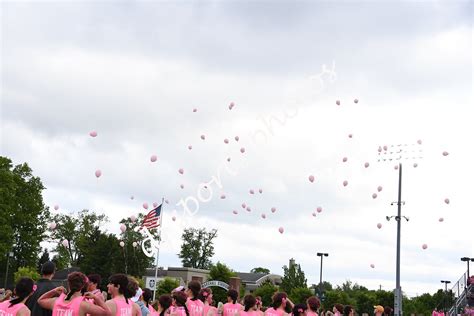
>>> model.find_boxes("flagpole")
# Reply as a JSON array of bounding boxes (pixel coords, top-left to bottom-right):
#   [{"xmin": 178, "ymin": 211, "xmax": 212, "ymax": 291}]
[{"xmin": 153, "ymin": 197, "xmax": 164, "ymax": 301}]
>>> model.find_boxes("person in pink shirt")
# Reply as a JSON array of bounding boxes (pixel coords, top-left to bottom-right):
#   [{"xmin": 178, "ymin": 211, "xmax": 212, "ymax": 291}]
[
  {"xmin": 0, "ymin": 277, "xmax": 35, "ymax": 316},
  {"xmin": 332, "ymin": 305, "xmax": 343, "ymax": 316},
  {"xmin": 185, "ymin": 281, "xmax": 203, "ymax": 316},
  {"xmin": 38, "ymin": 272, "xmax": 109, "ymax": 316},
  {"xmin": 171, "ymin": 292, "xmax": 189, "ymax": 316},
  {"xmin": 105, "ymin": 274, "xmax": 139, "ymax": 316},
  {"xmin": 87, "ymin": 275, "xmax": 102, "ymax": 299},
  {"xmin": 156, "ymin": 295, "xmax": 172, "ymax": 316},
  {"xmin": 291, "ymin": 303, "xmax": 306, "ymax": 316},
  {"xmin": 223, "ymin": 290, "xmax": 242, "ymax": 316},
  {"xmin": 264, "ymin": 293, "xmax": 289, "ymax": 316},
  {"xmin": 240, "ymin": 295, "xmax": 258, "ymax": 316},
  {"xmin": 254, "ymin": 297, "xmax": 263, "ymax": 316},
  {"xmin": 198, "ymin": 288, "xmax": 216, "ymax": 316},
  {"xmin": 306, "ymin": 297, "xmax": 320, "ymax": 316}
]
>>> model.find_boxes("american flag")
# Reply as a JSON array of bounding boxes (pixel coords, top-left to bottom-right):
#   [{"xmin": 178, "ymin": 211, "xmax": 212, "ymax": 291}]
[{"xmin": 141, "ymin": 204, "xmax": 162, "ymax": 229}]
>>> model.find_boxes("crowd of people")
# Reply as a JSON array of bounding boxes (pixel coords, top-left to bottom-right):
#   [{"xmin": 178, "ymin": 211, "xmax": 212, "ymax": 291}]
[{"xmin": 0, "ymin": 261, "xmax": 395, "ymax": 316}]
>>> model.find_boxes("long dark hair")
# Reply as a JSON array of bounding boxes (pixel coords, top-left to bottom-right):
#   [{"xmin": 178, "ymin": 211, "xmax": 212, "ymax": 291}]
[
  {"xmin": 66, "ymin": 272, "xmax": 88, "ymax": 301},
  {"xmin": 142, "ymin": 288, "xmax": 153, "ymax": 308},
  {"xmin": 307, "ymin": 296, "xmax": 320, "ymax": 312},
  {"xmin": 9, "ymin": 278, "xmax": 34, "ymax": 307},
  {"xmin": 109, "ymin": 274, "xmax": 129, "ymax": 304},
  {"xmin": 124, "ymin": 277, "xmax": 139, "ymax": 304},
  {"xmin": 198, "ymin": 288, "xmax": 212, "ymax": 303},
  {"xmin": 243, "ymin": 294, "xmax": 256, "ymax": 312},
  {"xmin": 227, "ymin": 289, "xmax": 238, "ymax": 304},
  {"xmin": 187, "ymin": 281, "xmax": 201, "ymax": 301},
  {"xmin": 159, "ymin": 294, "xmax": 172, "ymax": 316},
  {"xmin": 173, "ymin": 291, "xmax": 190, "ymax": 316}
]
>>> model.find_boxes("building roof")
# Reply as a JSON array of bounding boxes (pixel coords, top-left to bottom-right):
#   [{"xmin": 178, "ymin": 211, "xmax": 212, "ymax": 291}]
[{"xmin": 237, "ymin": 272, "xmax": 267, "ymax": 283}]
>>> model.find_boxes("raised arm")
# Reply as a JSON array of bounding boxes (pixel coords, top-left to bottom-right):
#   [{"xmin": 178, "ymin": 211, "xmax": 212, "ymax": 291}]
[
  {"xmin": 82, "ymin": 293, "xmax": 111, "ymax": 316},
  {"xmin": 105, "ymin": 299, "xmax": 117, "ymax": 316},
  {"xmin": 38, "ymin": 287, "xmax": 66, "ymax": 310}
]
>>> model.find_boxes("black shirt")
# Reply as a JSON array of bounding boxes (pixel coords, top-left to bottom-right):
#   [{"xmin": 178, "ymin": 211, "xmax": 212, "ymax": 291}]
[{"xmin": 26, "ymin": 278, "xmax": 55, "ymax": 316}]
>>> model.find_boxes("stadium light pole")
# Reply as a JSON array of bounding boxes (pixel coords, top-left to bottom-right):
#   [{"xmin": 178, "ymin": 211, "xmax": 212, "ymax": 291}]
[
  {"xmin": 441, "ymin": 280, "xmax": 451, "ymax": 314},
  {"xmin": 378, "ymin": 143, "xmax": 423, "ymax": 316},
  {"xmin": 317, "ymin": 252, "xmax": 329, "ymax": 298},
  {"xmin": 461, "ymin": 257, "xmax": 474, "ymax": 280}
]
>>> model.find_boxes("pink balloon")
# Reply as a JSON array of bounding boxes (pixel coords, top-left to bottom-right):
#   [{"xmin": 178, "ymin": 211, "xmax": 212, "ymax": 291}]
[
  {"xmin": 220, "ymin": 194, "xmax": 226, "ymax": 199},
  {"xmin": 130, "ymin": 215, "xmax": 137, "ymax": 222},
  {"xmin": 235, "ymin": 136, "xmax": 240, "ymax": 141},
  {"xmin": 246, "ymin": 207, "xmax": 251, "ymax": 212},
  {"xmin": 180, "ymin": 184, "xmax": 184, "ymax": 189},
  {"xmin": 354, "ymin": 99, "xmax": 359, "ymax": 104},
  {"xmin": 120, "ymin": 224, "xmax": 126, "ymax": 233},
  {"xmin": 258, "ymin": 188, "xmax": 263, "ymax": 194},
  {"xmin": 143, "ymin": 203, "xmax": 149, "ymax": 209},
  {"xmin": 89, "ymin": 131, "xmax": 97, "ymax": 137},
  {"xmin": 178, "ymin": 168, "xmax": 184, "ymax": 175},
  {"xmin": 364, "ymin": 162, "xmax": 370, "ymax": 168},
  {"xmin": 417, "ymin": 139, "xmax": 422, "ymax": 145},
  {"xmin": 336, "ymin": 100, "xmax": 340, "ymax": 106},
  {"xmin": 249, "ymin": 189, "xmax": 254, "ymax": 194},
  {"xmin": 439, "ymin": 217, "xmax": 444, "ymax": 222},
  {"xmin": 132, "ymin": 241, "xmax": 138, "ymax": 247},
  {"xmin": 271, "ymin": 207, "xmax": 276, "ymax": 213},
  {"xmin": 343, "ymin": 180, "xmax": 348, "ymax": 187},
  {"xmin": 261, "ymin": 214, "xmax": 266, "ymax": 219},
  {"xmin": 227, "ymin": 157, "xmax": 231, "ymax": 162},
  {"xmin": 48, "ymin": 222, "xmax": 57, "ymax": 230},
  {"xmin": 240, "ymin": 147, "xmax": 246, "ymax": 153},
  {"xmin": 54, "ymin": 205, "xmax": 59, "ymax": 210},
  {"xmin": 233, "ymin": 210, "xmax": 238, "ymax": 215},
  {"xmin": 193, "ymin": 108, "xmax": 197, "ymax": 112},
  {"xmin": 165, "ymin": 199, "xmax": 169, "ymax": 204},
  {"xmin": 342, "ymin": 157, "xmax": 348, "ymax": 162},
  {"xmin": 372, "ymin": 193, "xmax": 378, "ymax": 199},
  {"xmin": 188, "ymin": 145, "xmax": 193, "ymax": 150},
  {"xmin": 316, "ymin": 206, "xmax": 322, "ymax": 213},
  {"xmin": 62, "ymin": 240, "xmax": 69, "ymax": 248},
  {"xmin": 278, "ymin": 227, "xmax": 284, "ymax": 234},
  {"xmin": 370, "ymin": 264, "xmax": 375, "ymax": 269},
  {"xmin": 201, "ymin": 135, "xmax": 206, "ymax": 140},
  {"xmin": 130, "ymin": 195, "xmax": 134, "ymax": 200},
  {"xmin": 242, "ymin": 203, "xmax": 246, "ymax": 208},
  {"xmin": 378, "ymin": 146, "xmax": 382, "ymax": 153},
  {"xmin": 172, "ymin": 216, "xmax": 176, "ymax": 221},
  {"xmin": 308, "ymin": 175, "xmax": 315, "ymax": 183},
  {"xmin": 377, "ymin": 223, "xmax": 382, "ymax": 229},
  {"xmin": 119, "ymin": 241, "xmax": 125, "ymax": 247},
  {"xmin": 413, "ymin": 163, "xmax": 418, "ymax": 168},
  {"xmin": 348, "ymin": 134, "xmax": 353, "ymax": 138},
  {"xmin": 444, "ymin": 198, "xmax": 450, "ymax": 204},
  {"xmin": 224, "ymin": 139, "xmax": 229, "ymax": 144},
  {"xmin": 153, "ymin": 202, "xmax": 158, "ymax": 208},
  {"xmin": 312, "ymin": 212, "xmax": 316, "ymax": 217},
  {"xmin": 442, "ymin": 151, "xmax": 449, "ymax": 156},
  {"xmin": 229, "ymin": 102, "xmax": 235, "ymax": 110},
  {"xmin": 377, "ymin": 186, "xmax": 383, "ymax": 192},
  {"xmin": 95, "ymin": 170, "xmax": 102, "ymax": 178},
  {"xmin": 394, "ymin": 165, "xmax": 399, "ymax": 170},
  {"xmin": 422, "ymin": 244, "xmax": 428, "ymax": 250},
  {"xmin": 383, "ymin": 145, "xmax": 388, "ymax": 151},
  {"xmin": 150, "ymin": 155, "xmax": 157, "ymax": 162}
]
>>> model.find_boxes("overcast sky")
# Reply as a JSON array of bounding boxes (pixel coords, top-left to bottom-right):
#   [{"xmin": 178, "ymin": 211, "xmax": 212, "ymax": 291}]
[{"xmin": 1, "ymin": 0, "xmax": 473, "ymax": 297}]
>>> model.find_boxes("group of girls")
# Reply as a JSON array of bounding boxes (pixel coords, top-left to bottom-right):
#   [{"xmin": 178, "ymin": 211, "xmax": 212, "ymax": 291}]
[{"xmin": 1, "ymin": 274, "xmax": 349, "ymax": 316}]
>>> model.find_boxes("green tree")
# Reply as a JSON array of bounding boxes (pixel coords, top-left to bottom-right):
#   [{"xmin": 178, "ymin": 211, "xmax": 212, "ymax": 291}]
[
  {"xmin": 251, "ymin": 267, "xmax": 270, "ymax": 274},
  {"xmin": 156, "ymin": 278, "xmax": 180, "ymax": 296},
  {"xmin": 254, "ymin": 279, "xmax": 278, "ymax": 307},
  {"xmin": 179, "ymin": 228, "xmax": 217, "ymax": 269},
  {"xmin": 0, "ymin": 157, "xmax": 50, "ymax": 285},
  {"xmin": 280, "ymin": 259, "xmax": 307, "ymax": 294},
  {"xmin": 289, "ymin": 287, "xmax": 313, "ymax": 304},
  {"xmin": 209, "ymin": 262, "xmax": 236, "ymax": 304},
  {"xmin": 14, "ymin": 267, "xmax": 40, "ymax": 283}
]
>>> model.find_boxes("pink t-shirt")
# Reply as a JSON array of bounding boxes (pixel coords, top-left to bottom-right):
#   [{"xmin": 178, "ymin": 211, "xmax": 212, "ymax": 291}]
[
  {"xmin": 52, "ymin": 293, "xmax": 83, "ymax": 316},
  {"xmin": 113, "ymin": 297, "xmax": 134, "ymax": 316},
  {"xmin": 187, "ymin": 299, "xmax": 204, "ymax": 316},
  {"xmin": 264, "ymin": 308, "xmax": 284, "ymax": 316},
  {"xmin": 203, "ymin": 305, "xmax": 217, "ymax": 316},
  {"xmin": 240, "ymin": 311, "xmax": 259, "ymax": 316},
  {"xmin": 0, "ymin": 301, "xmax": 28, "ymax": 316},
  {"xmin": 172, "ymin": 307, "xmax": 187, "ymax": 316},
  {"xmin": 307, "ymin": 311, "xmax": 318, "ymax": 316},
  {"xmin": 223, "ymin": 304, "xmax": 242, "ymax": 316}
]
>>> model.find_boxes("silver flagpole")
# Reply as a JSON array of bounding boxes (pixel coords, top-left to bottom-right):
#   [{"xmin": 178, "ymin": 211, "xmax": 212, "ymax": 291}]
[{"xmin": 153, "ymin": 197, "xmax": 164, "ymax": 301}]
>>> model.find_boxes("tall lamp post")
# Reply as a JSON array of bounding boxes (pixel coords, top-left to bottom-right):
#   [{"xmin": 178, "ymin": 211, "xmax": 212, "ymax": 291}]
[
  {"xmin": 460, "ymin": 257, "xmax": 474, "ymax": 283},
  {"xmin": 378, "ymin": 143, "xmax": 422, "ymax": 316},
  {"xmin": 3, "ymin": 252, "xmax": 14, "ymax": 288},
  {"xmin": 317, "ymin": 252, "xmax": 329, "ymax": 299},
  {"xmin": 441, "ymin": 280, "xmax": 451, "ymax": 314}
]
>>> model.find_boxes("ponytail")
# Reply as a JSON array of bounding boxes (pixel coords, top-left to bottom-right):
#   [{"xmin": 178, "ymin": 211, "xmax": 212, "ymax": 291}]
[
  {"xmin": 9, "ymin": 278, "xmax": 34, "ymax": 307},
  {"xmin": 65, "ymin": 272, "xmax": 88, "ymax": 301},
  {"xmin": 66, "ymin": 290, "xmax": 79, "ymax": 301},
  {"xmin": 183, "ymin": 304, "xmax": 190, "ymax": 316}
]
